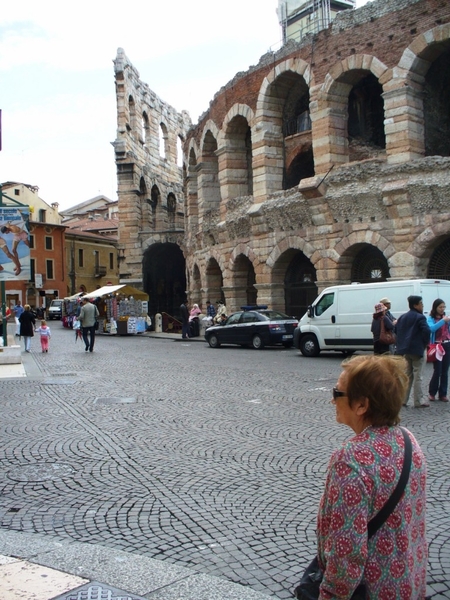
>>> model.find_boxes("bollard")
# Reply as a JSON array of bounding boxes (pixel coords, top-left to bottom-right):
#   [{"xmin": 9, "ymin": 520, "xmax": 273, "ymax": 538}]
[{"xmin": 155, "ymin": 312, "xmax": 162, "ymax": 333}]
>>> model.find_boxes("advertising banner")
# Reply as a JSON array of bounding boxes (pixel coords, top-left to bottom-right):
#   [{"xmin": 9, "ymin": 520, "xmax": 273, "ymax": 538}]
[{"xmin": 0, "ymin": 206, "xmax": 31, "ymax": 281}]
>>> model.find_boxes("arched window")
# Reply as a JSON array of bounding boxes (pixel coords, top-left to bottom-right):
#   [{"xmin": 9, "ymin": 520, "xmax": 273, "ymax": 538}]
[
  {"xmin": 167, "ymin": 193, "xmax": 176, "ymax": 229},
  {"xmin": 424, "ymin": 48, "xmax": 450, "ymax": 157},
  {"xmin": 177, "ymin": 135, "xmax": 184, "ymax": 167},
  {"xmin": 351, "ymin": 245, "xmax": 390, "ymax": 283},
  {"xmin": 142, "ymin": 112, "xmax": 150, "ymax": 144},
  {"xmin": 159, "ymin": 123, "xmax": 168, "ymax": 159},
  {"xmin": 128, "ymin": 96, "xmax": 136, "ymax": 133}
]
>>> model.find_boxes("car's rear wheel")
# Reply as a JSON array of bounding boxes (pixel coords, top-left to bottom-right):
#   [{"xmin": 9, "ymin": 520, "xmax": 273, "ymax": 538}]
[
  {"xmin": 252, "ymin": 334, "xmax": 264, "ymax": 349},
  {"xmin": 299, "ymin": 334, "xmax": 320, "ymax": 357},
  {"xmin": 208, "ymin": 334, "xmax": 220, "ymax": 348}
]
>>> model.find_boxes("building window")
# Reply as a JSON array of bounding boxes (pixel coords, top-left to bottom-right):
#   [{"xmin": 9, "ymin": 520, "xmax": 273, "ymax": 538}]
[
  {"xmin": 109, "ymin": 252, "xmax": 114, "ymax": 270},
  {"xmin": 45, "ymin": 236, "xmax": 53, "ymax": 250},
  {"xmin": 46, "ymin": 259, "xmax": 54, "ymax": 280},
  {"xmin": 14, "ymin": 189, "xmax": 20, "ymax": 196},
  {"xmin": 78, "ymin": 249, "xmax": 84, "ymax": 267},
  {"xmin": 39, "ymin": 209, "xmax": 46, "ymax": 223},
  {"xmin": 30, "ymin": 258, "xmax": 35, "ymax": 281},
  {"xmin": 29, "ymin": 235, "xmax": 35, "ymax": 249}
]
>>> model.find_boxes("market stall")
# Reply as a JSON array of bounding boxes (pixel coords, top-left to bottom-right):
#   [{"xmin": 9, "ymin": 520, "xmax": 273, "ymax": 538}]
[
  {"xmin": 62, "ymin": 292, "xmax": 84, "ymax": 328},
  {"xmin": 82, "ymin": 284, "xmax": 149, "ymax": 335}
]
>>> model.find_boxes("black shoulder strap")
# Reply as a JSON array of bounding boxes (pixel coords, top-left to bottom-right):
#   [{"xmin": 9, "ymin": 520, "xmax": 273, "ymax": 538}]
[{"xmin": 367, "ymin": 427, "xmax": 412, "ymax": 539}]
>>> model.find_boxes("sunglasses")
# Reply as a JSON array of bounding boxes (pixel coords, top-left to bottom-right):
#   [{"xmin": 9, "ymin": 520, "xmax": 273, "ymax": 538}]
[{"xmin": 332, "ymin": 387, "xmax": 347, "ymax": 401}]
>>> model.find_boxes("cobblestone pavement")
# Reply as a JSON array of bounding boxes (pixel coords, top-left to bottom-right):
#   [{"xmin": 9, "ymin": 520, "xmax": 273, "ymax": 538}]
[{"xmin": 1, "ymin": 324, "xmax": 449, "ymax": 599}]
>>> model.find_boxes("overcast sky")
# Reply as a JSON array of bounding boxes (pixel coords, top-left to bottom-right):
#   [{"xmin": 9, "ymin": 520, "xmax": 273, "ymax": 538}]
[{"xmin": 0, "ymin": 0, "xmax": 371, "ymax": 211}]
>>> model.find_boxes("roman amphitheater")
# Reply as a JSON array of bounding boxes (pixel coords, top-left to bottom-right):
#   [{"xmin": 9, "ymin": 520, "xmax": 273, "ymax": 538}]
[{"xmin": 113, "ymin": 0, "xmax": 450, "ymax": 319}]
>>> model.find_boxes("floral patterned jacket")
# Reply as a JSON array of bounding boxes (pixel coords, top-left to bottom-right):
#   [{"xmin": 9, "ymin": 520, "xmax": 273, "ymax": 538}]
[{"xmin": 317, "ymin": 426, "xmax": 427, "ymax": 599}]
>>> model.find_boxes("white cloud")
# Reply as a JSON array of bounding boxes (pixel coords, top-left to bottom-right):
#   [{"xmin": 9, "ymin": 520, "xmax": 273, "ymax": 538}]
[{"xmin": 0, "ymin": 0, "xmax": 370, "ymax": 209}]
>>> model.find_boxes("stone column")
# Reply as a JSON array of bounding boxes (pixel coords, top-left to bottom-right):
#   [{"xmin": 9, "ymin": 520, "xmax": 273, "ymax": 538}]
[
  {"xmin": 251, "ymin": 122, "xmax": 284, "ymax": 202},
  {"xmin": 383, "ymin": 86, "xmax": 425, "ymax": 164},
  {"xmin": 253, "ymin": 283, "xmax": 284, "ymax": 312},
  {"xmin": 311, "ymin": 89, "xmax": 349, "ymax": 174}
]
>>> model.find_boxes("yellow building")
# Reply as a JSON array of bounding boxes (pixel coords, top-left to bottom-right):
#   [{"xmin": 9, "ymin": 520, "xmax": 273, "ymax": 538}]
[{"xmin": 62, "ymin": 196, "xmax": 119, "ymax": 296}]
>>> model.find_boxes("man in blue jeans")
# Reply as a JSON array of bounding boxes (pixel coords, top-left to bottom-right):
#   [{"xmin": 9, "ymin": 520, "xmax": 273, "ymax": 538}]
[
  {"xmin": 396, "ymin": 295, "xmax": 431, "ymax": 407},
  {"xmin": 79, "ymin": 297, "xmax": 99, "ymax": 352}
]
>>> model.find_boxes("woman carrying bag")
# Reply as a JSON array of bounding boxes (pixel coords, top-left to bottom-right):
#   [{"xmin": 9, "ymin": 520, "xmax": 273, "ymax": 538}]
[
  {"xmin": 427, "ymin": 298, "xmax": 450, "ymax": 402},
  {"xmin": 294, "ymin": 355, "xmax": 427, "ymax": 599}
]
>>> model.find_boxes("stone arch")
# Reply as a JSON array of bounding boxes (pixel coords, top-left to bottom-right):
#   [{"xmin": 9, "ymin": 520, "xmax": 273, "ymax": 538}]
[
  {"xmin": 267, "ymin": 235, "xmax": 317, "ymax": 270},
  {"xmin": 150, "ymin": 184, "xmax": 160, "ymax": 230},
  {"xmin": 266, "ymin": 237, "xmax": 317, "ymax": 314},
  {"xmin": 186, "ymin": 144, "xmax": 199, "ymax": 229},
  {"xmin": 205, "ymin": 256, "xmax": 225, "ymax": 306},
  {"xmin": 167, "ymin": 192, "xmax": 176, "ymax": 229},
  {"xmin": 230, "ymin": 249, "xmax": 258, "ymax": 309},
  {"xmin": 314, "ymin": 55, "xmax": 389, "ymax": 171},
  {"xmin": 159, "ymin": 122, "xmax": 169, "ymax": 158},
  {"xmin": 217, "ymin": 104, "xmax": 255, "ymax": 205},
  {"xmin": 399, "ymin": 24, "xmax": 450, "ymax": 80},
  {"xmin": 128, "ymin": 95, "xmax": 137, "ymax": 133},
  {"xmin": 139, "ymin": 176, "xmax": 150, "ymax": 230},
  {"xmin": 271, "ymin": 248, "xmax": 317, "ymax": 317},
  {"xmin": 191, "ymin": 263, "xmax": 202, "ymax": 301},
  {"xmin": 199, "ymin": 124, "xmax": 221, "ymax": 213},
  {"xmin": 334, "ymin": 231, "xmax": 394, "ymax": 282},
  {"xmin": 142, "ymin": 111, "xmax": 150, "ymax": 145},
  {"xmin": 143, "ymin": 242, "xmax": 186, "ymax": 317},
  {"xmin": 229, "ymin": 243, "xmax": 259, "ymax": 271},
  {"xmin": 233, "ymin": 255, "xmax": 257, "ymax": 308},
  {"xmin": 254, "ymin": 59, "xmax": 313, "ymax": 197},
  {"xmin": 408, "ymin": 221, "xmax": 450, "ymax": 278},
  {"xmin": 200, "ymin": 120, "xmax": 220, "ymax": 151},
  {"xmin": 219, "ymin": 104, "xmax": 255, "ymax": 142},
  {"xmin": 256, "ymin": 57, "xmax": 313, "ymax": 111},
  {"xmin": 381, "ymin": 25, "xmax": 450, "ymax": 163}
]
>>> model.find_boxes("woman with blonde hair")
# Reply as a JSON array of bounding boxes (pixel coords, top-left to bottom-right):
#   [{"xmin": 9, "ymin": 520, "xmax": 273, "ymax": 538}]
[{"xmin": 18, "ymin": 304, "xmax": 35, "ymax": 352}]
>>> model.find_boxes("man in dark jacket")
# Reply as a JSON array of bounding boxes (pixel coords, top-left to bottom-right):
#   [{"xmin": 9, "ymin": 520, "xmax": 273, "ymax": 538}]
[
  {"xmin": 396, "ymin": 295, "xmax": 431, "ymax": 407},
  {"xmin": 180, "ymin": 301, "xmax": 189, "ymax": 339}
]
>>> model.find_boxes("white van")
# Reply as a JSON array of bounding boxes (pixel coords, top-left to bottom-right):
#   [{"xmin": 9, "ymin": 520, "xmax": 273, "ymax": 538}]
[{"xmin": 294, "ymin": 279, "xmax": 450, "ymax": 357}]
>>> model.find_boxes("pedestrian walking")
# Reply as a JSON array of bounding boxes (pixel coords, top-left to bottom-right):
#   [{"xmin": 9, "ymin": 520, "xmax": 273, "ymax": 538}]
[
  {"xmin": 180, "ymin": 300, "xmax": 190, "ymax": 339},
  {"xmin": 380, "ymin": 297, "xmax": 396, "ymax": 325},
  {"xmin": 371, "ymin": 302, "xmax": 394, "ymax": 355},
  {"xmin": 79, "ymin": 297, "xmax": 99, "ymax": 352},
  {"xmin": 35, "ymin": 320, "xmax": 51, "ymax": 353},
  {"xmin": 13, "ymin": 301, "xmax": 24, "ymax": 336},
  {"xmin": 18, "ymin": 304, "xmax": 36, "ymax": 352},
  {"xmin": 395, "ymin": 295, "xmax": 431, "ymax": 408},
  {"xmin": 426, "ymin": 298, "xmax": 450, "ymax": 402},
  {"xmin": 380, "ymin": 296, "xmax": 397, "ymax": 353}
]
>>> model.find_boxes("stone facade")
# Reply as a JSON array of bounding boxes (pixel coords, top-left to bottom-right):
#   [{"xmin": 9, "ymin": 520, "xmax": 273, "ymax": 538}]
[
  {"xmin": 114, "ymin": 0, "xmax": 450, "ymax": 319},
  {"xmin": 113, "ymin": 49, "xmax": 191, "ymax": 316}
]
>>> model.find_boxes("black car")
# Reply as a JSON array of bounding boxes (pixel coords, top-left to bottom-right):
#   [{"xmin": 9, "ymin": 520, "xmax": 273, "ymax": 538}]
[{"xmin": 205, "ymin": 306, "xmax": 298, "ymax": 349}]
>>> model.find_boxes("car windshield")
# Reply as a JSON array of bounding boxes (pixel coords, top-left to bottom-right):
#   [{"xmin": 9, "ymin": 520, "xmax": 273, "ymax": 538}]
[{"xmin": 258, "ymin": 310, "xmax": 293, "ymax": 320}]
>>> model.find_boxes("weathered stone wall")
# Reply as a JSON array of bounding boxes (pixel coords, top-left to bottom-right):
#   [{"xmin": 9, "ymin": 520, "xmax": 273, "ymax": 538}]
[{"xmin": 113, "ymin": 48, "xmax": 191, "ymax": 287}]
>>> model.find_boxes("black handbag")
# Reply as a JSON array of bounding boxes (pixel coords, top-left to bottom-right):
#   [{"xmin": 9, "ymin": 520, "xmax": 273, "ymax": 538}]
[
  {"xmin": 94, "ymin": 320, "xmax": 100, "ymax": 331},
  {"xmin": 294, "ymin": 427, "xmax": 412, "ymax": 600}
]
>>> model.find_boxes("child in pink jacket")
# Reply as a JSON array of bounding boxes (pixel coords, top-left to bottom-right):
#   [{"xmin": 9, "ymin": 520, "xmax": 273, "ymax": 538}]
[{"xmin": 35, "ymin": 320, "xmax": 51, "ymax": 353}]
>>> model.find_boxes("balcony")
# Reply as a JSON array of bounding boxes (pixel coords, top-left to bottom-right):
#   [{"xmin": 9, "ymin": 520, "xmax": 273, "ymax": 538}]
[{"xmin": 94, "ymin": 266, "xmax": 107, "ymax": 278}]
